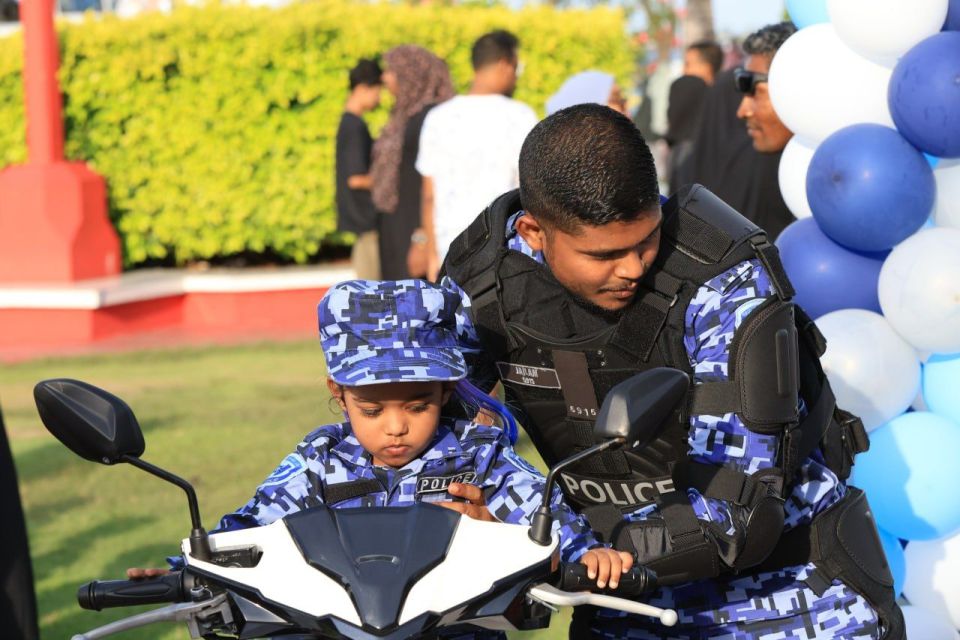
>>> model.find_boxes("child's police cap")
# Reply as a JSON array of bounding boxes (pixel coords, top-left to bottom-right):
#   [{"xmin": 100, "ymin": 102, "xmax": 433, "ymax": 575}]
[{"xmin": 318, "ymin": 279, "xmax": 467, "ymax": 386}]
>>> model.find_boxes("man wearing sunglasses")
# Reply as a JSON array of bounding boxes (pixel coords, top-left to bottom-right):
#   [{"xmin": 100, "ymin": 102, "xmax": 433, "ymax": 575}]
[{"xmin": 736, "ymin": 23, "xmax": 796, "ymax": 154}]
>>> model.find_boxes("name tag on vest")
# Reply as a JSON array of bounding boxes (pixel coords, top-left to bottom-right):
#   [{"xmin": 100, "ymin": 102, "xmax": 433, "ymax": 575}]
[
  {"xmin": 496, "ymin": 362, "xmax": 561, "ymax": 389},
  {"xmin": 416, "ymin": 471, "xmax": 478, "ymax": 496},
  {"xmin": 559, "ymin": 472, "xmax": 675, "ymax": 507}
]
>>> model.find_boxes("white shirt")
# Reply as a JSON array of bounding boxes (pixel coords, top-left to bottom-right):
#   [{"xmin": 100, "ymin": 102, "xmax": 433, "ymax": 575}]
[{"xmin": 416, "ymin": 94, "xmax": 538, "ymax": 260}]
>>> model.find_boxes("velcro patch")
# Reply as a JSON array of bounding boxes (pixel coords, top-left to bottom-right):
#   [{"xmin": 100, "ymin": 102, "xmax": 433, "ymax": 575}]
[
  {"xmin": 416, "ymin": 471, "xmax": 478, "ymax": 495},
  {"xmin": 496, "ymin": 362, "xmax": 561, "ymax": 389}
]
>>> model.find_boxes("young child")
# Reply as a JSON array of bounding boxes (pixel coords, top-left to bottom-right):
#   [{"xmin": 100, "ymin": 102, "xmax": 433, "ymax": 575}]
[{"xmin": 133, "ymin": 279, "xmax": 631, "ymax": 604}]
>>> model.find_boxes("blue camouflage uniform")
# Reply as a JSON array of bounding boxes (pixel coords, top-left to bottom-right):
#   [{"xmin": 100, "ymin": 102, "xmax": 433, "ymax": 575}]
[
  {"xmin": 207, "ymin": 280, "xmax": 601, "ymax": 639},
  {"xmin": 443, "ymin": 212, "xmax": 880, "ymax": 639},
  {"xmin": 216, "ymin": 417, "xmax": 597, "ymax": 566}
]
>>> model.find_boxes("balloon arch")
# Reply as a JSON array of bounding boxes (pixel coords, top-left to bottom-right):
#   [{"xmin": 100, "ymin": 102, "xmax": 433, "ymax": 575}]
[{"xmin": 778, "ymin": 0, "xmax": 960, "ymax": 635}]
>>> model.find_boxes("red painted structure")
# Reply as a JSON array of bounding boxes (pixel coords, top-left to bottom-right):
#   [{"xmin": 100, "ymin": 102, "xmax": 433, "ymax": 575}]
[
  {"xmin": 0, "ymin": 3, "xmax": 348, "ymax": 361},
  {"xmin": 0, "ymin": 0, "xmax": 120, "ymax": 282}
]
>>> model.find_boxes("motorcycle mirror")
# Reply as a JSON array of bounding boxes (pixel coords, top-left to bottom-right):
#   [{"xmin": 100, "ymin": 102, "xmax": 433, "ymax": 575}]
[
  {"xmin": 34, "ymin": 378, "xmax": 212, "ymax": 560},
  {"xmin": 34, "ymin": 378, "xmax": 145, "ymax": 465},
  {"xmin": 593, "ymin": 368, "xmax": 690, "ymax": 447}
]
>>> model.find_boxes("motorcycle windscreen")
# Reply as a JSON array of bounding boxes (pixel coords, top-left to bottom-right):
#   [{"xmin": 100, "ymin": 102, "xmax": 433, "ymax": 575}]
[{"xmin": 284, "ymin": 504, "xmax": 459, "ymax": 631}]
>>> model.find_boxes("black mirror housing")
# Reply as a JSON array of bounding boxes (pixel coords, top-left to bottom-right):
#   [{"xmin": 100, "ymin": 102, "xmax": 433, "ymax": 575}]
[
  {"xmin": 34, "ymin": 379, "xmax": 145, "ymax": 464},
  {"xmin": 594, "ymin": 368, "xmax": 690, "ymax": 446}
]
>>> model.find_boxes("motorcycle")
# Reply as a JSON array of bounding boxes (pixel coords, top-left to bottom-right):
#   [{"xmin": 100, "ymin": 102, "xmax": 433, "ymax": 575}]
[{"xmin": 34, "ymin": 368, "xmax": 689, "ymax": 639}]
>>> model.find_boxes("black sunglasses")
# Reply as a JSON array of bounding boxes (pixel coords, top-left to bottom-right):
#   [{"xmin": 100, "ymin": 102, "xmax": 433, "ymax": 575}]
[{"xmin": 734, "ymin": 68, "xmax": 769, "ymax": 96}]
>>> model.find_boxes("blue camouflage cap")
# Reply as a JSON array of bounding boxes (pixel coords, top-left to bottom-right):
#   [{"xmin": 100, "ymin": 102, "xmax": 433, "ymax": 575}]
[{"xmin": 318, "ymin": 279, "xmax": 467, "ymax": 386}]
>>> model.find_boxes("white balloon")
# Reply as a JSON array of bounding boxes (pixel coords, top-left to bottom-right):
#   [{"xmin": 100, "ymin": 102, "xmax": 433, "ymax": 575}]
[
  {"xmin": 903, "ymin": 531, "xmax": 960, "ymax": 629},
  {"xmin": 827, "ymin": 0, "xmax": 948, "ymax": 64},
  {"xmin": 879, "ymin": 228, "xmax": 960, "ymax": 354},
  {"xmin": 778, "ymin": 137, "xmax": 815, "ymax": 220},
  {"xmin": 934, "ymin": 159, "xmax": 960, "ymax": 230},
  {"xmin": 815, "ymin": 309, "xmax": 920, "ymax": 431},
  {"xmin": 768, "ymin": 24, "xmax": 894, "ymax": 144},
  {"xmin": 901, "ymin": 605, "xmax": 960, "ymax": 640}
]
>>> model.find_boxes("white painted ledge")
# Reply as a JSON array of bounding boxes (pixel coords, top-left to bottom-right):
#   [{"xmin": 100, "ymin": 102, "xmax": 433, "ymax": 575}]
[{"xmin": 0, "ymin": 264, "xmax": 356, "ymax": 310}]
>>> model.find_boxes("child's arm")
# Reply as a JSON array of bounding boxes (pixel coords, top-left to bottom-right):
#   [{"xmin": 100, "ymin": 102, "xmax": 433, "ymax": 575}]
[{"xmin": 216, "ymin": 446, "xmax": 323, "ymax": 532}]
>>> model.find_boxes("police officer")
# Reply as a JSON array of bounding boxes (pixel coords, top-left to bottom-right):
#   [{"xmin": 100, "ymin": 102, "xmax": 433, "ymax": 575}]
[{"xmin": 441, "ymin": 104, "xmax": 903, "ymax": 638}]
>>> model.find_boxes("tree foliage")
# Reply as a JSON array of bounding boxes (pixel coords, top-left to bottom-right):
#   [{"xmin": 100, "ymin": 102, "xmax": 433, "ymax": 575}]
[{"xmin": 0, "ymin": 1, "xmax": 634, "ymax": 267}]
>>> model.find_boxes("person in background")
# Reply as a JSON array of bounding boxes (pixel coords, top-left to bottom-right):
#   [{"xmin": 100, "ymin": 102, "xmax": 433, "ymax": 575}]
[
  {"xmin": 0, "ymin": 401, "xmax": 39, "ymax": 640},
  {"xmin": 683, "ymin": 40, "xmax": 724, "ymax": 86},
  {"xmin": 665, "ymin": 75, "xmax": 707, "ymax": 194},
  {"xmin": 415, "ymin": 30, "xmax": 538, "ymax": 279},
  {"xmin": 734, "ymin": 21, "xmax": 798, "ymax": 238},
  {"xmin": 370, "ymin": 46, "xmax": 455, "ymax": 281},
  {"xmin": 685, "ymin": 24, "xmax": 797, "ymax": 240},
  {"xmin": 545, "ymin": 71, "xmax": 628, "ymax": 116},
  {"xmin": 335, "ymin": 59, "xmax": 383, "ymax": 280}
]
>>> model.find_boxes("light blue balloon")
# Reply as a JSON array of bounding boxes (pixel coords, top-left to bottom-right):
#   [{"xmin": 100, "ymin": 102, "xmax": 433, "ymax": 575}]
[
  {"xmin": 786, "ymin": 0, "xmax": 830, "ymax": 29},
  {"xmin": 923, "ymin": 354, "xmax": 960, "ymax": 423},
  {"xmin": 878, "ymin": 529, "xmax": 906, "ymax": 597},
  {"xmin": 925, "ymin": 153, "xmax": 940, "ymax": 168},
  {"xmin": 852, "ymin": 412, "xmax": 960, "ymax": 540}
]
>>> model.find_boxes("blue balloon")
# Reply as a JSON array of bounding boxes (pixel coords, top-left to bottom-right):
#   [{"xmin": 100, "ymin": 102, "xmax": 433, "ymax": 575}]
[
  {"xmin": 945, "ymin": 0, "xmax": 960, "ymax": 30},
  {"xmin": 878, "ymin": 529, "xmax": 906, "ymax": 597},
  {"xmin": 786, "ymin": 0, "xmax": 830, "ymax": 29},
  {"xmin": 923, "ymin": 354, "xmax": 960, "ymax": 424},
  {"xmin": 806, "ymin": 124, "xmax": 935, "ymax": 251},
  {"xmin": 853, "ymin": 412, "xmax": 960, "ymax": 540},
  {"xmin": 924, "ymin": 153, "xmax": 940, "ymax": 168},
  {"xmin": 889, "ymin": 32, "xmax": 960, "ymax": 158},
  {"xmin": 775, "ymin": 218, "xmax": 886, "ymax": 319}
]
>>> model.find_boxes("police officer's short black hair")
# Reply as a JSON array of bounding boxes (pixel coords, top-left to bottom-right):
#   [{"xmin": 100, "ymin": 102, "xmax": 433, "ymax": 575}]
[
  {"xmin": 519, "ymin": 103, "xmax": 661, "ymax": 232},
  {"xmin": 687, "ymin": 40, "xmax": 724, "ymax": 75},
  {"xmin": 742, "ymin": 22, "xmax": 797, "ymax": 57},
  {"xmin": 349, "ymin": 59, "xmax": 383, "ymax": 90},
  {"xmin": 471, "ymin": 30, "xmax": 519, "ymax": 71}
]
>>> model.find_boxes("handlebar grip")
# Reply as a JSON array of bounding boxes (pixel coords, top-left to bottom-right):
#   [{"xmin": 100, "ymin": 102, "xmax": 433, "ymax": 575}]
[
  {"xmin": 77, "ymin": 573, "xmax": 187, "ymax": 611},
  {"xmin": 559, "ymin": 562, "xmax": 658, "ymax": 597}
]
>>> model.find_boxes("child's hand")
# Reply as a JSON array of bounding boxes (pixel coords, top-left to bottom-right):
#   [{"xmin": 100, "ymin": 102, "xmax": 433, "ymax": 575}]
[
  {"xmin": 126, "ymin": 568, "xmax": 170, "ymax": 580},
  {"xmin": 579, "ymin": 548, "xmax": 634, "ymax": 590},
  {"xmin": 436, "ymin": 483, "xmax": 497, "ymax": 522}
]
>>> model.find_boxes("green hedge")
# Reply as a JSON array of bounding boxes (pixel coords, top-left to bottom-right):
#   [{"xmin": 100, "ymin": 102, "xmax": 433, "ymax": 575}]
[{"xmin": 0, "ymin": 1, "xmax": 634, "ymax": 267}]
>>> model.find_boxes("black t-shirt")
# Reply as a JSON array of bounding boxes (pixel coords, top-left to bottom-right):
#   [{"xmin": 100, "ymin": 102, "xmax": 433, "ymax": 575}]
[{"xmin": 335, "ymin": 112, "xmax": 377, "ymax": 234}]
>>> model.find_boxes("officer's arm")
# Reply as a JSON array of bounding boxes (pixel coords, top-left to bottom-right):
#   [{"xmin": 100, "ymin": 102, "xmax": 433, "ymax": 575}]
[{"xmin": 622, "ymin": 260, "xmax": 790, "ymax": 584}]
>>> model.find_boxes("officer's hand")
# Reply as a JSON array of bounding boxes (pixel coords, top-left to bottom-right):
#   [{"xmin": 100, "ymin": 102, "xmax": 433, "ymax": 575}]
[
  {"xmin": 437, "ymin": 483, "xmax": 497, "ymax": 522},
  {"xmin": 126, "ymin": 568, "xmax": 170, "ymax": 580},
  {"xmin": 578, "ymin": 548, "xmax": 634, "ymax": 590}
]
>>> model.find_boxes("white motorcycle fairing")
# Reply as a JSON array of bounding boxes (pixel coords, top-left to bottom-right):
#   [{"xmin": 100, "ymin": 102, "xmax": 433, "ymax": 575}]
[{"xmin": 182, "ymin": 503, "xmax": 557, "ymax": 639}]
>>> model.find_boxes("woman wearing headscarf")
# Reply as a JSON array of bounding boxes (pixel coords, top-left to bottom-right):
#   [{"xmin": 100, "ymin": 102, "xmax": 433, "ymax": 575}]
[
  {"xmin": 371, "ymin": 46, "xmax": 455, "ymax": 280},
  {"xmin": 665, "ymin": 74, "xmax": 708, "ymax": 194},
  {"xmin": 545, "ymin": 70, "xmax": 627, "ymax": 116}
]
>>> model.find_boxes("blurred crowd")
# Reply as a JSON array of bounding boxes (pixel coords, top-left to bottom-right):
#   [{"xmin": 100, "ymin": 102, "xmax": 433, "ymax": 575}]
[{"xmin": 336, "ymin": 23, "xmax": 801, "ymax": 281}]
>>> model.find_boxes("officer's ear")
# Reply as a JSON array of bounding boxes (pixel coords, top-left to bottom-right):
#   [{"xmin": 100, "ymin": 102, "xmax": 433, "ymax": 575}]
[
  {"xmin": 514, "ymin": 213, "xmax": 548, "ymax": 253},
  {"xmin": 326, "ymin": 377, "xmax": 347, "ymax": 411}
]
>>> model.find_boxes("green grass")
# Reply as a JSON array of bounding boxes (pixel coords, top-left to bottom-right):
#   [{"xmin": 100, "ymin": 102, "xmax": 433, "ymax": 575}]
[{"xmin": 1, "ymin": 341, "xmax": 568, "ymax": 640}]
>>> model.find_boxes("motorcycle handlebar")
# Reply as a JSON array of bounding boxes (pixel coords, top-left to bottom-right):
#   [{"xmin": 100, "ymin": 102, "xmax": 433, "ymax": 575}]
[
  {"xmin": 558, "ymin": 562, "xmax": 658, "ymax": 597},
  {"xmin": 77, "ymin": 572, "xmax": 188, "ymax": 611}
]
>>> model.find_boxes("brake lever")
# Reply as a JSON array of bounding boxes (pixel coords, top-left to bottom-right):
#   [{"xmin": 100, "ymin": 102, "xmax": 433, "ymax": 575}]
[
  {"xmin": 71, "ymin": 593, "xmax": 231, "ymax": 640},
  {"xmin": 526, "ymin": 583, "xmax": 678, "ymax": 627}
]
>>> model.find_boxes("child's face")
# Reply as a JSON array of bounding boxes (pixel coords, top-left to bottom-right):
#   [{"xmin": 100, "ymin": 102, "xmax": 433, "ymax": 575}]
[{"xmin": 328, "ymin": 379, "xmax": 454, "ymax": 468}]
